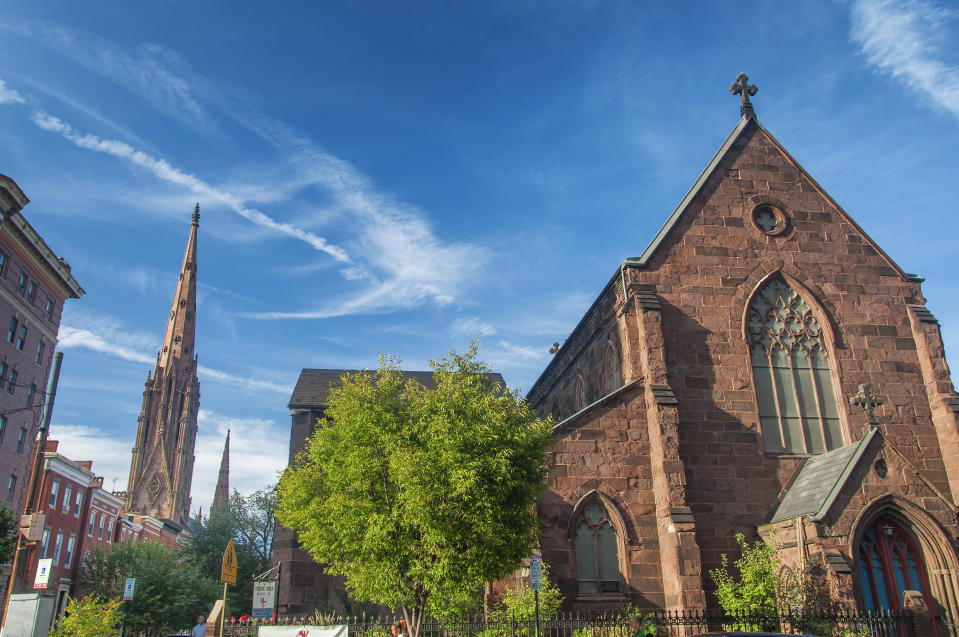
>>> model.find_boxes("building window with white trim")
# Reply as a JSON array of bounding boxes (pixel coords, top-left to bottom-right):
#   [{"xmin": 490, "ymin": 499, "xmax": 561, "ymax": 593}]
[
  {"xmin": 107, "ymin": 519, "xmax": 114, "ymax": 543},
  {"xmin": 40, "ymin": 527, "xmax": 50, "ymax": 558},
  {"xmin": 25, "ymin": 281, "xmax": 37, "ymax": 305},
  {"xmin": 16, "ymin": 273, "xmax": 27, "ymax": 297},
  {"xmin": 6, "ymin": 474, "xmax": 16, "ymax": 502},
  {"xmin": 49, "ymin": 478, "xmax": 59, "ymax": 508},
  {"xmin": 62, "ymin": 485, "xmax": 72, "ymax": 512},
  {"xmin": 15, "ymin": 325, "xmax": 26, "ymax": 351},
  {"xmin": 0, "ymin": 415, "xmax": 6, "ymax": 443},
  {"xmin": 98, "ymin": 516, "xmax": 104, "ymax": 540},
  {"xmin": 35, "ymin": 341, "xmax": 44, "ymax": 365},
  {"xmin": 52, "ymin": 529, "xmax": 63, "ymax": 565},
  {"xmin": 44, "ymin": 300, "xmax": 54, "ymax": 322},
  {"xmin": 74, "ymin": 491, "xmax": 82, "ymax": 516},
  {"xmin": 16, "ymin": 426, "xmax": 26, "ymax": 453},
  {"xmin": 64, "ymin": 534, "xmax": 76, "ymax": 567},
  {"xmin": 87, "ymin": 513, "xmax": 95, "ymax": 536}
]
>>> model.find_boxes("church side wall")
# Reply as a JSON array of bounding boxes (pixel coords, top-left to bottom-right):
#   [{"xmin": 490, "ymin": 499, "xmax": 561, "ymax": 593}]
[{"xmin": 541, "ymin": 387, "xmax": 661, "ymax": 609}]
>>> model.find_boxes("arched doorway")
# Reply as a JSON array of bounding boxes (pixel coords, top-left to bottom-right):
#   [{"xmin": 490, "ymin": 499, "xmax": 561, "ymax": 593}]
[{"xmin": 858, "ymin": 515, "xmax": 939, "ymax": 634}]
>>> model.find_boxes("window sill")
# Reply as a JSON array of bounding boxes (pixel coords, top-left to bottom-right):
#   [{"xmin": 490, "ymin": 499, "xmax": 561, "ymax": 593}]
[{"xmin": 575, "ymin": 594, "xmax": 627, "ymax": 602}]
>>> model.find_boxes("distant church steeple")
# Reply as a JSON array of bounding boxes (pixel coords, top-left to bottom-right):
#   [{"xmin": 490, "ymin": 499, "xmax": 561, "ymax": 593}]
[
  {"xmin": 211, "ymin": 430, "xmax": 230, "ymax": 516},
  {"xmin": 126, "ymin": 206, "xmax": 201, "ymax": 527}
]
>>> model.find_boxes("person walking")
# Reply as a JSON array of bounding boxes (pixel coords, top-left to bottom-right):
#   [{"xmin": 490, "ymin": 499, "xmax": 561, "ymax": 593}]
[{"xmin": 192, "ymin": 615, "xmax": 207, "ymax": 637}]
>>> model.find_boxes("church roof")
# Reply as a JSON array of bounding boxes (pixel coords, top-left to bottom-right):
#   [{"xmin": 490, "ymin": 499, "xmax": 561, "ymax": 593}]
[
  {"xmin": 289, "ymin": 369, "xmax": 505, "ymax": 410},
  {"xmin": 769, "ymin": 427, "xmax": 879, "ymax": 523}
]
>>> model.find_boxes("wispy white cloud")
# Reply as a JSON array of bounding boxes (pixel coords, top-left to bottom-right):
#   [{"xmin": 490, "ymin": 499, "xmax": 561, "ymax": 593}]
[
  {"xmin": 52, "ymin": 410, "xmax": 289, "ymax": 517},
  {"xmin": 52, "ymin": 424, "xmax": 133, "ymax": 493},
  {"xmin": 59, "ymin": 325, "xmax": 156, "ymax": 365},
  {"xmin": 18, "ymin": 24, "xmax": 489, "ymax": 320},
  {"xmin": 0, "ymin": 76, "xmax": 25, "ymax": 104},
  {"xmin": 4, "ymin": 23, "xmax": 218, "ymax": 133},
  {"xmin": 57, "ymin": 309, "xmax": 292, "ymax": 394},
  {"xmin": 850, "ymin": 0, "xmax": 959, "ymax": 118},
  {"xmin": 193, "ymin": 409, "xmax": 288, "ymax": 513},
  {"xmin": 498, "ymin": 340, "xmax": 547, "ymax": 360},
  {"xmin": 240, "ymin": 117, "xmax": 490, "ymax": 319},
  {"xmin": 452, "ymin": 316, "xmax": 498, "ymax": 337},
  {"xmin": 31, "ymin": 111, "xmax": 350, "ymax": 263}
]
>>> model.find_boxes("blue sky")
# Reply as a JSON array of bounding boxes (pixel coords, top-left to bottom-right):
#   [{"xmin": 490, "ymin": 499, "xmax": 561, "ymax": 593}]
[{"xmin": 0, "ymin": 0, "xmax": 957, "ymax": 514}]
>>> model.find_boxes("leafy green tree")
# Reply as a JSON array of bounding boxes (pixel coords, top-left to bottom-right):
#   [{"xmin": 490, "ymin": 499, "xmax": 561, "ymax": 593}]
[
  {"xmin": 185, "ymin": 486, "xmax": 276, "ymax": 616},
  {"xmin": 50, "ymin": 596, "xmax": 123, "ymax": 637},
  {"xmin": 82, "ymin": 540, "xmax": 218, "ymax": 634},
  {"xmin": 710, "ymin": 533, "xmax": 780, "ymax": 619},
  {"xmin": 276, "ymin": 344, "xmax": 553, "ymax": 637},
  {"xmin": 0, "ymin": 507, "xmax": 18, "ymax": 565}
]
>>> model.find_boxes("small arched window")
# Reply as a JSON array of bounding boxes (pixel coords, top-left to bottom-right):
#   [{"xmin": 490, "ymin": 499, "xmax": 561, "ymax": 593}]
[
  {"xmin": 574, "ymin": 501, "xmax": 622, "ymax": 595},
  {"xmin": 575, "ymin": 376, "xmax": 587, "ymax": 411},
  {"xmin": 747, "ymin": 277, "xmax": 842, "ymax": 454}
]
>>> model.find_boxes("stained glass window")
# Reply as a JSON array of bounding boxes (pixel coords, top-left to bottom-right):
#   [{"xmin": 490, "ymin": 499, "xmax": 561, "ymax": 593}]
[
  {"xmin": 857, "ymin": 516, "xmax": 936, "ymax": 634},
  {"xmin": 747, "ymin": 277, "xmax": 842, "ymax": 454}
]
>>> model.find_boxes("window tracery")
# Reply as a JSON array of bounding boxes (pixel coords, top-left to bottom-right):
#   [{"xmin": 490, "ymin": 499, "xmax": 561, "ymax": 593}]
[
  {"xmin": 747, "ymin": 277, "xmax": 842, "ymax": 454},
  {"xmin": 573, "ymin": 501, "xmax": 622, "ymax": 595}
]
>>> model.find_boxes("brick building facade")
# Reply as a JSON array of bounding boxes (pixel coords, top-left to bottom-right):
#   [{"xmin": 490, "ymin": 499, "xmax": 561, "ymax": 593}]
[
  {"xmin": 0, "ymin": 175, "xmax": 83, "ymax": 610},
  {"xmin": 526, "ymin": 83, "xmax": 959, "ymax": 629}
]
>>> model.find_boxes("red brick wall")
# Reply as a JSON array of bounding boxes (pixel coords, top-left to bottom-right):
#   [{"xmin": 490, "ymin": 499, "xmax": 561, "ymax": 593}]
[{"xmin": 0, "ymin": 231, "xmax": 64, "ymax": 518}]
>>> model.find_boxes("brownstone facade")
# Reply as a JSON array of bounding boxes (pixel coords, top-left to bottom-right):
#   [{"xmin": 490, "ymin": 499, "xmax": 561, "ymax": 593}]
[{"xmin": 527, "ymin": 108, "xmax": 959, "ymax": 624}]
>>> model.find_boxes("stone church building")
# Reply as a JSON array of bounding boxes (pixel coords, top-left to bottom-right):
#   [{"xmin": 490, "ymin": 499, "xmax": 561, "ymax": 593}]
[
  {"xmin": 527, "ymin": 76, "xmax": 959, "ymax": 627},
  {"xmin": 272, "ymin": 78, "xmax": 959, "ymax": 629}
]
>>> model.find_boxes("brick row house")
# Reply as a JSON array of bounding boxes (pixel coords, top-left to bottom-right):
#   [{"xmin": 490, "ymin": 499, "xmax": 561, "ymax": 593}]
[
  {"xmin": 526, "ymin": 80, "xmax": 959, "ymax": 631},
  {"xmin": 20, "ymin": 441, "xmax": 182, "ymax": 628},
  {"xmin": 0, "ymin": 175, "xmax": 83, "ymax": 606}
]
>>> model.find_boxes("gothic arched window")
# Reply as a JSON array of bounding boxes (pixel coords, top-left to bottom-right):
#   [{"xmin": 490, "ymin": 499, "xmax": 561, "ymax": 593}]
[
  {"xmin": 607, "ymin": 343, "xmax": 622, "ymax": 392},
  {"xmin": 858, "ymin": 516, "xmax": 936, "ymax": 628},
  {"xmin": 747, "ymin": 277, "xmax": 842, "ymax": 454},
  {"xmin": 575, "ymin": 376, "xmax": 587, "ymax": 411},
  {"xmin": 573, "ymin": 501, "xmax": 622, "ymax": 595}
]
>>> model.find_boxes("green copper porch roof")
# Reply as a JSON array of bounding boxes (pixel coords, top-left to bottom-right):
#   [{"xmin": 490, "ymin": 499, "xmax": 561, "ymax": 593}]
[{"xmin": 769, "ymin": 427, "xmax": 879, "ymax": 523}]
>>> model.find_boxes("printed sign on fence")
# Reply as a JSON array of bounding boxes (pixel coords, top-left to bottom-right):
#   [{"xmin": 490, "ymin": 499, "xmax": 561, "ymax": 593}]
[
  {"xmin": 251, "ymin": 581, "xmax": 276, "ymax": 619},
  {"xmin": 123, "ymin": 578, "xmax": 136, "ymax": 601},
  {"xmin": 529, "ymin": 554, "xmax": 542, "ymax": 591},
  {"xmin": 259, "ymin": 625, "xmax": 347, "ymax": 637}
]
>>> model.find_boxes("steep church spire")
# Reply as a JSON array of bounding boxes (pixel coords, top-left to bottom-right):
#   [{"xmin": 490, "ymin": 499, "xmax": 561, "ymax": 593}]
[
  {"xmin": 159, "ymin": 203, "xmax": 199, "ymax": 369},
  {"xmin": 211, "ymin": 429, "xmax": 230, "ymax": 516},
  {"xmin": 126, "ymin": 206, "xmax": 202, "ymax": 528}
]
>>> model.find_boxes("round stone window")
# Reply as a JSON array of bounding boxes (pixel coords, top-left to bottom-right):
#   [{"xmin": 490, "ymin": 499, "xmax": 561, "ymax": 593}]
[{"xmin": 751, "ymin": 204, "xmax": 788, "ymax": 236}]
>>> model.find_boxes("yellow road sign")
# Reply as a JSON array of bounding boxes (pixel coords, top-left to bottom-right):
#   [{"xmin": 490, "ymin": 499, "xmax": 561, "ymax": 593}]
[{"xmin": 221, "ymin": 539, "xmax": 238, "ymax": 585}]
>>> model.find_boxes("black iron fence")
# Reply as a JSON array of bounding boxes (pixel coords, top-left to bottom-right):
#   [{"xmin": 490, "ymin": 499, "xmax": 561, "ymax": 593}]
[{"xmin": 223, "ymin": 608, "xmax": 920, "ymax": 637}]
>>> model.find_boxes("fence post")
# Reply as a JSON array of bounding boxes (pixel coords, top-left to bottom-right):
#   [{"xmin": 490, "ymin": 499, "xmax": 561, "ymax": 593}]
[{"xmin": 902, "ymin": 590, "xmax": 933, "ymax": 637}]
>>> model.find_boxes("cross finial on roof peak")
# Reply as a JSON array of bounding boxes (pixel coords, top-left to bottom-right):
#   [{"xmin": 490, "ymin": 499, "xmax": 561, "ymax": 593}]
[
  {"xmin": 730, "ymin": 73, "xmax": 758, "ymax": 119},
  {"xmin": 849, "ymin": 384, "xmax": 883, "ymax": 428}
]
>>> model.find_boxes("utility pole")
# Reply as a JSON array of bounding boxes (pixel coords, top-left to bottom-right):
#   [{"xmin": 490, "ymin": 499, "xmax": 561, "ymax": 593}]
[{"xmin": 0, "ymin": 353, "xmax": 64, "ymax": 632}]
